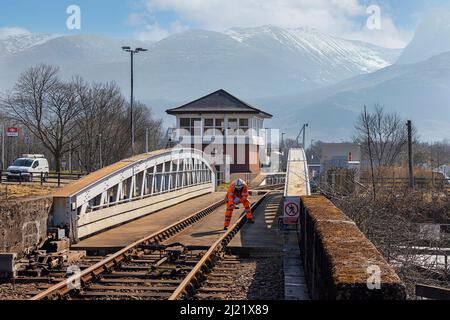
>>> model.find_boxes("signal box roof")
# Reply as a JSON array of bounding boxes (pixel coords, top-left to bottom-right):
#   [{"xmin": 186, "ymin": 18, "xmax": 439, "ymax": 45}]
[{"xmin": 166, "ymin": 89, "xmax": 272, "ymax": 118}]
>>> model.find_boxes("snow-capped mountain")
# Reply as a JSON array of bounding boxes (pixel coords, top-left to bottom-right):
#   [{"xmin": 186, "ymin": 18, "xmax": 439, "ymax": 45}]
[
  {"xmin": 262, "ymin": 50, "xmax": 450, "ymax": 141},
  {"xmin": 226, "ymin": 26, "xmax": 400, "ymax": 84},
  {"xmin": 0, "ymin": 33, "xmax": 57, "ymax": 54},
  {"xmin": 0, "ymin": 26, "xmax": 400, "ymax": 104},
  {"xmin": 398, "ymin": 10, "xmax": 450, "ymax": 64}
]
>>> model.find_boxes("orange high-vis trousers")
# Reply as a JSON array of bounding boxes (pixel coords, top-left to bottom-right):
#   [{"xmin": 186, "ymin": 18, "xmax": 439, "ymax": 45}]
[{"xmin": 224, "ymin": 197, "xmax": 252, "ymax": 228}]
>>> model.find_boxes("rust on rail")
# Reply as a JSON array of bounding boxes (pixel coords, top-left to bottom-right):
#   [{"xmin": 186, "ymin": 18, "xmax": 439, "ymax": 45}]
[
  {"xmin": 30, "ymin": 198, "xmax": 224, "ymax": 300},
  {"xmin": 169, "ymin": 193, "xmax": 269, "ymax": 300}
]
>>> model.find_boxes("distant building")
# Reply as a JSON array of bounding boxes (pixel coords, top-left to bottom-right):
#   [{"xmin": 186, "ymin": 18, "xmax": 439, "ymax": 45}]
[
  {"xmin": 320, "ymin": 143, "xmax": 361, "ymax": 172},
  {"xmin": 309, "ymin": 143, "xmax": 362, "ymax": 179},
  {"xmin": 166, "ymin": 89, "xmax": 273, "ymax": 183}
]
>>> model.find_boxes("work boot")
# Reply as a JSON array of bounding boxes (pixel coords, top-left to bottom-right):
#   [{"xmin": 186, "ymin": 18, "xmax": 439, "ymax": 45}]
[
  {"xmin": 247, "ymin": 219, "xmax": 255, "ymax": 224},
  {"xmin": 224, "ymin": 227, "xmax": 228, "ymax": 231}
]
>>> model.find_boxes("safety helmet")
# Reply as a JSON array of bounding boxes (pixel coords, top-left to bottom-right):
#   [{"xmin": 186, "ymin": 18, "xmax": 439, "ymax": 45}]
[{"xmin": 234, "ymin": 179, "xmax": 245, "ymax": 191}]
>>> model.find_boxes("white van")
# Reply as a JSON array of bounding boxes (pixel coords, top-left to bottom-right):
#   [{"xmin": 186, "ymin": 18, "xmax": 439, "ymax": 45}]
[{"xmin": 6, "ymin": 154, "xmax": 49, "ymax": 182}]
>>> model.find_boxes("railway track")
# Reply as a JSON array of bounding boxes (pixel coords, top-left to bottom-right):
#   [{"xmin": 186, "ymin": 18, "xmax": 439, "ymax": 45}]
[
  {"xmin": 30, "ymin": 193, "xmax": 269, "ymax": 300},
  {"xmin": 180, "ymin": 195, "xmax": 285, "ymax": 300},
  {"xmin": 251, "ymin": 183, "xmax": 285, "ymax": 191}
]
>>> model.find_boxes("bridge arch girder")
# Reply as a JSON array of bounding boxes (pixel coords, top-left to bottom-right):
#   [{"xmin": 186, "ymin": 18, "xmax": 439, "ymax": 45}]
[{"xmin": 52, "ymin": 148, "xmax": 216, "ymax": 241}]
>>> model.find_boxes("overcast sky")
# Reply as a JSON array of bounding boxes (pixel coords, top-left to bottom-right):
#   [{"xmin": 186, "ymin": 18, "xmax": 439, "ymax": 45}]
[{"xmin": 1, "ymin": 0, "xmax": 449, "ymax": 48}]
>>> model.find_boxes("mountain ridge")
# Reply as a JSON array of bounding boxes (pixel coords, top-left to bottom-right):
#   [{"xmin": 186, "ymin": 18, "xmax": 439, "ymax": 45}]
[{"xmin": 0, "ymin": 26, "xmax": 401, "ymax": 102}]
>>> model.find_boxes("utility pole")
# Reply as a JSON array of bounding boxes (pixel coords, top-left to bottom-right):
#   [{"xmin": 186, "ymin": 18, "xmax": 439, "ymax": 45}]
[
  {"xmin": 99, "ymin": 134, "xmax": 103, "ymax": 169},
  {"xmin": 302, "ymin": 124, "xmax": 308, "ymax": 150},
  {"xmin": 131, "ymin": 52, "xmax": 134, "ymax": 155},
  {"xmin": 1, "ymin": 124, "xmax": 4, "ymax": 170},
  {"xmin": 69, "ymin": 142, "xmax": 72, "ymax": 173},
  {"xmin": 145, "ymin": 128, "xmax": 149, "ymax": 153},
  {"xmin": 407, "ymin": 120, "xmax": 414, "ymax": 188},
  {"xmin": 296, "ymin": 123, "xmax": 308, "ymax": 149},
  {"xmin": 122, "ymin": 46, "xmax": 148, "ymax": 156},
  {"xmin": 281, "ymin": 132, "xmax": 286, "ymax": 171}
]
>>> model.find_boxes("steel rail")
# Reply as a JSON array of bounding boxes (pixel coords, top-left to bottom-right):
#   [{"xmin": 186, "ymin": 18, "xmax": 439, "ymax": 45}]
[
  {"xmin": 168, "ymin": 193, "xmax": 269, "ymax": 300},
  {"xmin": 30, "ymin": 198, "xmax": 225, "ymax": 300}
]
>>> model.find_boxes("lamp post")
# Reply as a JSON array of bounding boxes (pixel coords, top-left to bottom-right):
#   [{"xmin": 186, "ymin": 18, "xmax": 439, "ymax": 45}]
[
  {"xmin": 296, "ymin": 123, "xmax": 309, "ymax": 149},
  {"xmin": 122, "ymin": 46, "xmax": 148, "ymax": 156}
]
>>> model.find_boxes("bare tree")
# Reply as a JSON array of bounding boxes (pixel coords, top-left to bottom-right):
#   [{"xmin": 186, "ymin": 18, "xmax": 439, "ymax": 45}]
[
  {"xmin": 1, "ymin": 65, "xmax": 80, "ymax": 172},
  {"xmin": 133, "ymin": 101, "xmax": 164, "ymax": 154},
  {"xmin": 73, "ymin": 79, "xmax": 163, "ymax": 172},
  {"xmin": 74, "ymin": 79, "xmax": 130, "ymax": 172},
  {"xmin": 1, "ymin": 64, "xmax": 165, "ymax": 173},
  {"xmin": 355, "ymin": 104, "xmax": 409, "ymax": 199},
  {"xmin": 332, "ymin": 187, "xmax": 450, "ymax": 298}
]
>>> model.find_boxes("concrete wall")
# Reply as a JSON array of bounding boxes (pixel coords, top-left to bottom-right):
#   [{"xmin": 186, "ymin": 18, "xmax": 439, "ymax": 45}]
[
  {"xmin": 299, "ymin": 195, "xmax": 406, "ymax": 300},
  {"xmin": 0, "ymin": 197, "xmax": 52, "ymax": 257}
]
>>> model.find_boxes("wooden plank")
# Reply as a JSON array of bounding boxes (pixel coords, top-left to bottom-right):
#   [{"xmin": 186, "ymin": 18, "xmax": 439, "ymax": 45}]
[
  {"xmin": 213, "ymin": 267, "xmax": 236, "ymax": 272},
  {"xmin": 104, "ymin": 271, "xmax": 148, "ymax": 277},
  {"xmin": 99, "ymin": 278, "xmax": 181, "ymax": 284},
  {"xmin": 208, "ymin": 273, "xmax": 232, "ymax": 277},
  {"xmin": 12, "ymin": 277, "xmax": 66, "ymax": 283},
  {"xmin": 195, "ymin": 293, "xmax": 228, "ymax": 299},
  {"xmin": 88, "ymin": 285, "xmax": 177, "ymax": 292},
  {"xmin": 205, "ymin": 280, "xmax": 233, "ymax": 285},
  {"xmin": 80, "ymin": 291, "xmax": 170, "ymax": 298},
  {"xmin": 198, "ymin": 287, "xmax": 232, "ymax": 293}
]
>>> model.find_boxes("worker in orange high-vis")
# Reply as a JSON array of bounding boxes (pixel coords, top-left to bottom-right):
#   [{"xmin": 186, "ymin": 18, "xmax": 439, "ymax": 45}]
[{"xmin": 224, "ymin": 179, "xmax": 254, "ymax": 230}]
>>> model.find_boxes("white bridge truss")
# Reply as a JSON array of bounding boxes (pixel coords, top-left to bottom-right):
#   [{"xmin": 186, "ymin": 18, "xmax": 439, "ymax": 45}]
[{"xmin": 52, "ymin": 148, "xmax": 217, "ymax": 241}]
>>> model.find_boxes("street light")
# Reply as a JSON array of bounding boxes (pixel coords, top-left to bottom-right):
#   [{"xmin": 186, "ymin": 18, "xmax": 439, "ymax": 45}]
[
  {"xmin": 122, "ymin": 46, "xmax": 148, "ymax": 156},
  {"xmin": 295, "ymin": 123, "xmax": 309, "ymax": 149}
]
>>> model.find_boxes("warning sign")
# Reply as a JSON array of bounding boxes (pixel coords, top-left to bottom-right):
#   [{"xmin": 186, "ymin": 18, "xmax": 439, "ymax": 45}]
[
  {"xmin": 283, "ymin": 196, "xmax": 300, "ymax": 225},
  {"xmin": 6, "ymin": 127, "xmax": 19, "ymax": 137}
]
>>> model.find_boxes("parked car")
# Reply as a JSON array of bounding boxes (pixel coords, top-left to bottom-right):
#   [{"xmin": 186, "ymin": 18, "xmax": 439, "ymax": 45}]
[{"xmin": 6, "ymin": 154, "xmax": 49, "ymax": 182}]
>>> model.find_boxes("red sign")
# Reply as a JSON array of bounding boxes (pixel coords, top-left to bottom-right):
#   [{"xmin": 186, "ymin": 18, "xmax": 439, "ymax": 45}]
[
  {"xmin": 6, "ymin": 127, "xmax": 19, "ymax": 137},
  {"xmin": 283, "ymin": 196, "xmax": 300, "ymax": 225}
]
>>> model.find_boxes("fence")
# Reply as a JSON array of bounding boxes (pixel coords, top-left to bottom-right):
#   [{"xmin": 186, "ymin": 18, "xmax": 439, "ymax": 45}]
[
  {"xmin": 360, "ymin": 177, "xmax": 450, "ymax": 192},
  {"xmin": 0, "ymin": 170, "xmax": 85, "ymax": 188}
]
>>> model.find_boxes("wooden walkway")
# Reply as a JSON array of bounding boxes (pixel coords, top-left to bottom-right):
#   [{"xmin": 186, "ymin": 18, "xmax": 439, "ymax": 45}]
[
  {"xmin": 161, "ymin": 195, "xmax": 263, "ymax": 248},
  {"xmin": 284, "ymin": 149, "xmax": 310, "ymax": 197},
  {"xmin": 228, "ymin": 193, "xmax": 283, "ymax": 253},
  {"xmin": 71, "ymin": 192, "xmax": 225, "ymax": 253}
]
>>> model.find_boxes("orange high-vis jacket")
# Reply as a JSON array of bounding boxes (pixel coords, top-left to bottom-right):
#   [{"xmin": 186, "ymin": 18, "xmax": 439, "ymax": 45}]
[{"xmin": 226, "ymin": 181, "xmax": 249, "ymax": 203}]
